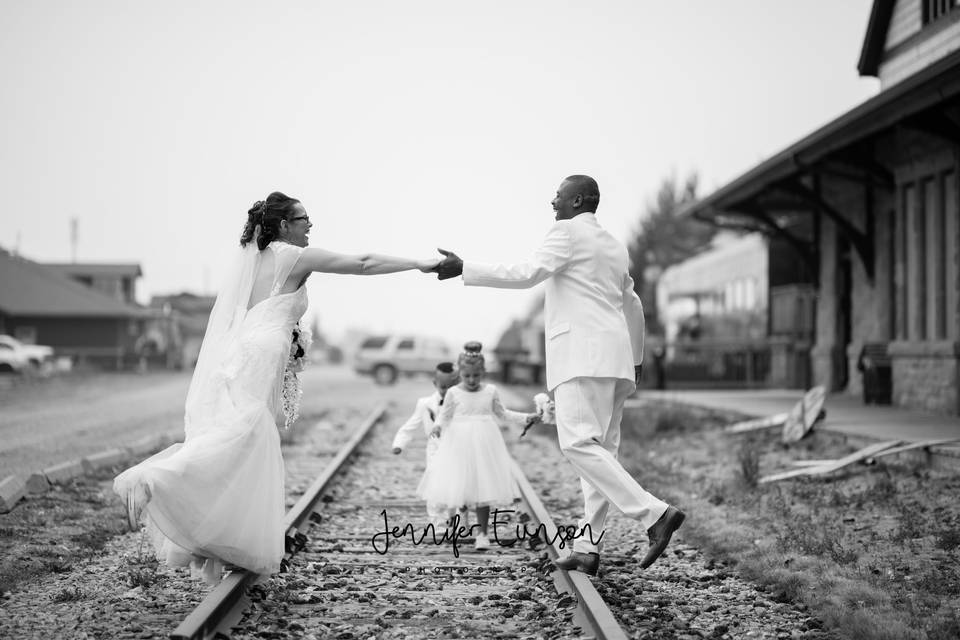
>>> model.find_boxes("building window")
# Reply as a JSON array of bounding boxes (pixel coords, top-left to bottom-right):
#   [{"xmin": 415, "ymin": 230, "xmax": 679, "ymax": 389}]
[
  {"xmin": 923, "ymin": 0, "xmax": 958, "ymax": 25},
  {"xmin": 894, "ymin": 163, "xmax": 958, "ymax": 342}
]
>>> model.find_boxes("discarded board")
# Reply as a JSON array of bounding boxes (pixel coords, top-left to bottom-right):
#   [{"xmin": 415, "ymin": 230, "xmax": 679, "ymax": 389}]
[
  {"xmin": 789, "ymin": 459, "xmax": 835, "ymax": 467},
  {"xmin": 724, "ymin": 412, "xmax": 789, "ymax": 434},
  {"xmin": 786, "ymin": 438, "xmax": 960, "ymax": 468},
  {"xmin": 759, "ymin": 439, "xmax": 901, "ymax": 484},
  {"xmin": 782, "ymin": 386, "xmax": 826, "ymax": 443},
  {"xmin": 859, "ymin": 437, "xmax": 960, "ymax": 461}
]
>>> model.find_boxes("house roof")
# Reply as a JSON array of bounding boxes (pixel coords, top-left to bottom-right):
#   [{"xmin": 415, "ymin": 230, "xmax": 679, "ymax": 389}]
[
  {"xmin": 0, "ymin": 248, "xmax": 148, "ymax": 318},
  {"xmin": 858, "ymin": 0, "xmax": 895, "ymax": 77},
  {"xmin": 679, "ymin": 47, "xmax": 960, "ymax": 220},
  {"xmin": 44, "ymin": 263, "xmax": 143, "ymax": 278}
]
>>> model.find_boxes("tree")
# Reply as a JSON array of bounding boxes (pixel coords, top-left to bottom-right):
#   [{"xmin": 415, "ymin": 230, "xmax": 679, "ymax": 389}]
[{"xmin": 628, "ymin": 172, "xmax": 714, "ymax": 335}]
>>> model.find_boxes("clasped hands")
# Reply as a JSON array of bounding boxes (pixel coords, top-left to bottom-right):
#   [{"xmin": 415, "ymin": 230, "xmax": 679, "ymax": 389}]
[{"xmin": 418, "ymin": 248, "xmax": 463, "ymax": 280}]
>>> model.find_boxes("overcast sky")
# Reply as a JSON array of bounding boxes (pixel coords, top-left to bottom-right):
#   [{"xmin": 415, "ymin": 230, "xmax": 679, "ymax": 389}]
[{"xmin": 0, "ymin": 1, "xmax": 878, "ymax": 349}]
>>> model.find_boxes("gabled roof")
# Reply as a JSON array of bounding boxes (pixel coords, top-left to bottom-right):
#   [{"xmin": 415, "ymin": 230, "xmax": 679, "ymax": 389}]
[
  {"xmin": 0, "ymin": 248, "xmax": 148, "ymax": 318},
  {"xmin": 858, "ymin": 0, "xmax": 896, "ymax": 77},
  {"xmin": 44, "ymin": 263, "xmax": 143, "ymax": 278}
]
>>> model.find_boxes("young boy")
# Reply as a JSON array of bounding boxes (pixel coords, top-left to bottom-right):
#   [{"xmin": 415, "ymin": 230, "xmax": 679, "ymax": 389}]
[{"xmin": 391, "ymin": 361, "xmax": 459, "ymax": 523}]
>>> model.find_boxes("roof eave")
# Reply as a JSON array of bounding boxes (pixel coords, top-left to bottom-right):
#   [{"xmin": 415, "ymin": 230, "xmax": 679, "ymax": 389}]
[
  {"xmin": 858, "ymin": 0, "xmax": 895, "ymax": 78},
  {"xmin": 681, "ymin": 47, "xmax": 960, "ymax": 219}
]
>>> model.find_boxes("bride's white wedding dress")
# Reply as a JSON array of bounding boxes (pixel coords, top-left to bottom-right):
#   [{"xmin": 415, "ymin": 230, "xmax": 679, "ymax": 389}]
[{"xmin": 114, "ymin": 240, "xmax": 307, "ymax": 584}]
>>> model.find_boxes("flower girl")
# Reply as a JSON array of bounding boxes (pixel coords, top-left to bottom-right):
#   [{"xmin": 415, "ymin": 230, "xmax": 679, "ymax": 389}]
[{"xmin": 416, "ymin": 342, "xmax": 536, "ymax": 550}]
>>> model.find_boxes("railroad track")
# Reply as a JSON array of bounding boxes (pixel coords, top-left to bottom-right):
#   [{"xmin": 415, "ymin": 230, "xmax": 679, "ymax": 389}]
[{"xmin": 171, "ymin": 401, "xmax": 629, "ymax": 640}]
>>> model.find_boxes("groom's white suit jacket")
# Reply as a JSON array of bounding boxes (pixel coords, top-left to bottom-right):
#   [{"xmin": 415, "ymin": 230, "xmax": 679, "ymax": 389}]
[{"xmin": 463, "ymin": 212, "xmax": 644, "ymax": 392}]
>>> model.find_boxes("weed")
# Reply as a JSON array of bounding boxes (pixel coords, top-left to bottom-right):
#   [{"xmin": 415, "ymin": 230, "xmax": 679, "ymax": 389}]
[
  {"xmin": 737, "ymin": 440, "xmax": 761, "ymax": 489},
  {"xmin": 50, "ymin": 586, "xmax": 84, "ymax": 602},
  {"xmin": 774, "ymin": 509, "xmax": 858, "ymax": 565},
  {"xmin": 123, "ymin": 566, "xmax": 159, "ymax": 588}
]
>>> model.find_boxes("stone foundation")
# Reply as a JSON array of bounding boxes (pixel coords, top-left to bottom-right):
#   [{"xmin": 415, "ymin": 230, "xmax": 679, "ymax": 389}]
[{"xmin": 889, "ymin": 341, "xmax": 960, "ymax": 415}]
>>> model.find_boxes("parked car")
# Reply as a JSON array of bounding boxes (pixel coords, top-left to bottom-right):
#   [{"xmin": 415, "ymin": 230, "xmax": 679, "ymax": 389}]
[
  {"xmin": 353, "ymin": 335, "xmax": 453, "ymax": 385},
  {"xmin": 0, "ymin": 340, "xmax": 26, "ymax": 373},
  {"xmin": 0, "ymin": 335, "xmax": 55, "ymax": 373}
]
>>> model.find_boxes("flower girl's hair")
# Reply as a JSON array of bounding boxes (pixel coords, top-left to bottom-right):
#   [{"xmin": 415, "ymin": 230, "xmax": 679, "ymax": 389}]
[{"xmin": 458, "ymin": 341, "xmax": 484, "ymax": 368}]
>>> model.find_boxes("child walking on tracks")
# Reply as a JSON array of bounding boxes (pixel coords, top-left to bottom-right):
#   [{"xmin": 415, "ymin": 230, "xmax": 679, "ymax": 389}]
[
  {"xmin": 417, "ymin": 342, "xmax": 537, "ymax": 551},
  {"xmin": 391, "ymin": 361, "xmax": 459, "ymax": 524}
]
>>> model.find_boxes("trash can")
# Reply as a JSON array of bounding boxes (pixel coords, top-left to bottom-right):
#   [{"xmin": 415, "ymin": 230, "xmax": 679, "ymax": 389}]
[{"xmin": 857, "ymin": 342, "xmax": 892, "ymax": 405}]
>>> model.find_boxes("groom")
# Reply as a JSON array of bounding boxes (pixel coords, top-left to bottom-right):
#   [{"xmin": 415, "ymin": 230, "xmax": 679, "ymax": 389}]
[{"xmin": 433, "ymin": 175, "xmax": 685, "ymax": 575}]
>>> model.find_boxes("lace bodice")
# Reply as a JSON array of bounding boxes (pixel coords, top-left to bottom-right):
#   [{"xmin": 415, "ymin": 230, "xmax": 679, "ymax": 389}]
[{"xmin": 436, "ymin": 384, "xmax": 523, "ymax": 430}]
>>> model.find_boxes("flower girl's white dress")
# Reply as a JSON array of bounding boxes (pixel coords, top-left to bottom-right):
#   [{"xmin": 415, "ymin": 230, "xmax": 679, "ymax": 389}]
[
  {"xmin": 114, "ymin": 241, "xmax": 307, "ymax": 583},
  {"xmin": 417, "ymin": 384, "xmax": 521, "ymax": 510}
]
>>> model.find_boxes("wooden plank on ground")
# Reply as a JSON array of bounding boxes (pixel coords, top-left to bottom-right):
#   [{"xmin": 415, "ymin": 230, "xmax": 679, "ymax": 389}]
[
  {"xmin": 786, "ymin": 438, "xmax": 960, "ymax": 468},
  {"xmin": 782, "ymin": 386, "xmax": 826, "ymax": 443},
  {"xmin": 863, "ymin": 437, "xmax": 960, "ymax": 459},
  {"xmin": 759, "ymin": 440, "xmax": 901, "ymax": 484},
  {"xmin": 724, "ymin": 412, "xmax": 789, "ymax": 433}
]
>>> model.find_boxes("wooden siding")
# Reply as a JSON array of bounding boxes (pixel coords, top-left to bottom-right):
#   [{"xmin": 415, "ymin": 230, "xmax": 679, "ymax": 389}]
[
  {"xmin": 880, "ymin": 10, "xmax": 960, "ymax": 87},
  {"xmin": 884, "ymin": 0, "xmax": 923, "ymax": 49}
]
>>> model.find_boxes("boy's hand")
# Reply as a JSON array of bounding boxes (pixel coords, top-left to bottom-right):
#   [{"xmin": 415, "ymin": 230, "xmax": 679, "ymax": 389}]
[{"xmin": 392, "ymin": 447, "xmax": 402, "ymax": 455}]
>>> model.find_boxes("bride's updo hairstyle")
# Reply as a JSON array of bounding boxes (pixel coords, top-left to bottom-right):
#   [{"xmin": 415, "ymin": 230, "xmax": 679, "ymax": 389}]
[
  {"xmin": 240, "ymin": 192, "xmax": 302, "ymax": 250},
  {"xmin": 458, "ymin": 341, "xmax": 485, "ymax": 368}
]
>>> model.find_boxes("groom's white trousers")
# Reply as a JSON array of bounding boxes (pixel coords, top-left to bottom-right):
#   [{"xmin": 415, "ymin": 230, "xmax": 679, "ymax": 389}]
[{"xmin": 554, "ymin": 376, "xmax": 668, "ymax": 554}]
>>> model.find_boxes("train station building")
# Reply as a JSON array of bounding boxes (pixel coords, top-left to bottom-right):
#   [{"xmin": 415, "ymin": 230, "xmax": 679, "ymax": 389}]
[{"xmin": 681, "ymin": 0, "xmax": 960, "ymax": 414}]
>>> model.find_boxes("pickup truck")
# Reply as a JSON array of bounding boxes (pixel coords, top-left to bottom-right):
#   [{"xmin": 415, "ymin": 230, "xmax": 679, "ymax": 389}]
[
  {"xmin": 0, "ymin": 334, "xmax": 55, "ymax": 373},
  {"xmin": 353, "ymin": 335, "xmax": 453, "ymax": 385}
]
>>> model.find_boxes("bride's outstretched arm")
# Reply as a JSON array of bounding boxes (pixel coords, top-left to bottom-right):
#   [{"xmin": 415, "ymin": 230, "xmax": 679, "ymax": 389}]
[{"xmin": 297, "ymin": 247, "xmax": 438, "ymax": 275}]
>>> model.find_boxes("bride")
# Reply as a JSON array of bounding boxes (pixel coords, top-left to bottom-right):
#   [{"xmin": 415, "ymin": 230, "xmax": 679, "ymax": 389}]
[{"xmin": 114, "ymin": 191, "xmax": 436, "ymax": 584}]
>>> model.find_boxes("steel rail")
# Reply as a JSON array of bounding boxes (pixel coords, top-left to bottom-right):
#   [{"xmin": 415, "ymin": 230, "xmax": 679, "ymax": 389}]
[
  {"xmin": 509, "ymin": 457, "xmax": 629, "ymax": 640},
  {"xmin": 170, "ymin": 403, "xmax": 388, "ymax": 640}
]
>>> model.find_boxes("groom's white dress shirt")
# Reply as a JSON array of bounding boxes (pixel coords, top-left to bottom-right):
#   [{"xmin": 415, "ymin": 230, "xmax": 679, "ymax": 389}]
[{"xmin": 462, "ymin": 212, "xmax": 667, "ymax": 553}]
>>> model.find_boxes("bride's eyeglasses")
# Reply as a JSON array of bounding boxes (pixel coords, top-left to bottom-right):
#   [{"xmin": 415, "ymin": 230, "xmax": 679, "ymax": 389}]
[{"xmin": 288, "ymin": 215, "xmax": 310, "ymax": 224}]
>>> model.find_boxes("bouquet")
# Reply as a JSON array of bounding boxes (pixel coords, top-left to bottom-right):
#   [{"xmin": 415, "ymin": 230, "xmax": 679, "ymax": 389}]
[
  {"xmin": 280, "ymin": 324, "xmax": 313, "ymax": 429},
  {"xmin": 521, "ymin": 393, "xmax": 556, "ymax": 437}
]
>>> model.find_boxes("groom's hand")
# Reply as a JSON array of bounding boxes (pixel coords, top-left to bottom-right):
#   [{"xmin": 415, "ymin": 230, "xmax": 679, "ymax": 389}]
[{"xmin": 435, "ymin": 248, "xmax": 464, "ymax": 280}]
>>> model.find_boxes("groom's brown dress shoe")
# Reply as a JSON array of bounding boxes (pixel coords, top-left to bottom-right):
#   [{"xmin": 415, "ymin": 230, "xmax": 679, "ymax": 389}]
[
  {"xmin": 554, "ymin": 551, "xmax": 600, "ymax": 576},
  {"xmin": 640, "ymin": 506, "xmax": 686, "ymax": 569}
]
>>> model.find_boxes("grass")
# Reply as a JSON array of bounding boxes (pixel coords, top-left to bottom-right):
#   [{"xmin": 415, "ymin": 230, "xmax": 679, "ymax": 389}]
[{"xmin": 621, "ymin": 400, "xmax": 960, "ymax": 640}]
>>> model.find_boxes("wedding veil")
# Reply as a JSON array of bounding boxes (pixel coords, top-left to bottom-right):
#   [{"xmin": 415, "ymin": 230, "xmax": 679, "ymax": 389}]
[{"xmin": 183, "ymin": 230, "xmax": 261, "ymax": 437}]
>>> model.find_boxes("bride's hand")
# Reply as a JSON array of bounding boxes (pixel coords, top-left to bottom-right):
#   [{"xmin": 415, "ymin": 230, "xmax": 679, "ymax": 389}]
[{"xmin": 418, "ymin": 258, "xmax": 441, "ymax": 273}]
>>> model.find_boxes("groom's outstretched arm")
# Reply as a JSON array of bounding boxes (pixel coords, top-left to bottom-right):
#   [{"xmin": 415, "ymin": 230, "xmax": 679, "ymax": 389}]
[{"xmin": 460, "ymin": 224, "xmax": 572, "ymax": 289}]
